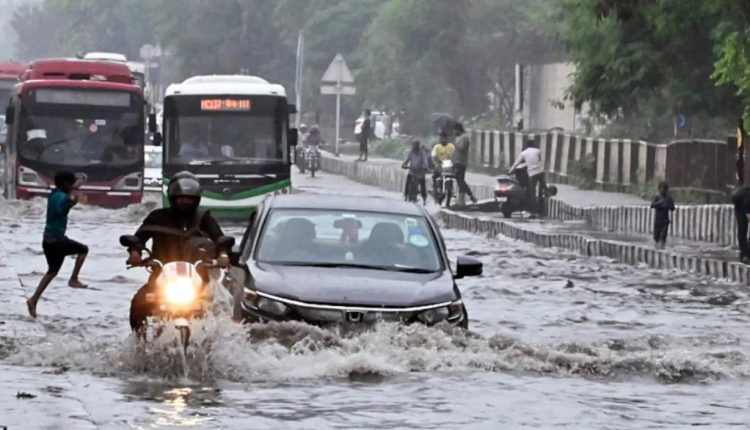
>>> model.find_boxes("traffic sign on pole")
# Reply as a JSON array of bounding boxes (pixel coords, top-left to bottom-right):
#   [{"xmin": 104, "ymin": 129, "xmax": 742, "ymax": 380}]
[
  {"xmin": 321, "ymin": 54, "xmax": 356, "ymax": 156},
  {"xmin": 321, "ymin": 85, "xmax": 356, "ymax": 95}
]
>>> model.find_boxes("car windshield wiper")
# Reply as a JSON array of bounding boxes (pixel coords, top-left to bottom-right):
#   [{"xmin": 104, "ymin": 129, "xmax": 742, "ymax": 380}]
[{"xmin": 269, "ymin": 261, "xmax": 435, "ymax": 273}]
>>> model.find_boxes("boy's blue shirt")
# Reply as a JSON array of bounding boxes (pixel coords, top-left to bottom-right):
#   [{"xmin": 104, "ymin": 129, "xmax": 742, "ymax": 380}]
[{"xmin": 44, "ymin": 188, "xmax": 74, "ymax": 238}]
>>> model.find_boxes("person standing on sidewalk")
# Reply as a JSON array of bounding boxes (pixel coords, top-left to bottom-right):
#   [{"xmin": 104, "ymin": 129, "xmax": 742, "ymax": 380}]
[
  {"xmin": 731, "ymin": 184, "xmax": 750, "ymax": 263},
  {"xmin": 510, "ymin": 139, "xmax": 545, "ymax": 215},
  {"xmin": 27, "ymin": 171, "xmax": 89, "ymax": 318},
  {"xmin": 650, "ymin": 181, "xmax": 675, "ymax": 250},
  {"xmin": 451, "ymin": 122, "xmax": 477, "ymax": 206},
  {"xmin": 358, "ymin": 109, "xmax": 372, "ymax": 161}
]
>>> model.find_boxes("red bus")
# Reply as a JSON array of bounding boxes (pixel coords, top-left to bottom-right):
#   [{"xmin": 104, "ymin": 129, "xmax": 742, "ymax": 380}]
[{"xmin": 4, "ymin": 58, "xmax": 145, "ymax": 207}]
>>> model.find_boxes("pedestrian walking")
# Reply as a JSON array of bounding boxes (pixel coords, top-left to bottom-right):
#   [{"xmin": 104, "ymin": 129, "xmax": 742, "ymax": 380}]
[
  {"xmin": 650, "ymin": 181, "xmax": 675, "ymax": 250},
  {"xmin": 451, "ymin": 122, "xmax": 477, "ymax": 206},
  {"xmin": 358, "ymin": 109, "xmax": 372, "ymax": 161},
  {"xmin": 27, "ymin": 171, "xmax": 89, "ymax": 318},
  {"xmin": 731, "ymin": 184, "xmax": 750, "ymax": 263}
]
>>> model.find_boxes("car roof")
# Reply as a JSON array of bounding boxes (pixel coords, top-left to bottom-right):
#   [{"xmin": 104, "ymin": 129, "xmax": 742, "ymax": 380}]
[{"xmin": 266, "ymin": 194, "xmax": 426, "ymax": 216}]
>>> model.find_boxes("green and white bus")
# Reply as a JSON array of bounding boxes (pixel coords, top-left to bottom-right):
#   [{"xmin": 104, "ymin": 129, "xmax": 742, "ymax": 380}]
[{"xmin": 158, "ymin": 75, "xmax": 297, "ymax": 219}]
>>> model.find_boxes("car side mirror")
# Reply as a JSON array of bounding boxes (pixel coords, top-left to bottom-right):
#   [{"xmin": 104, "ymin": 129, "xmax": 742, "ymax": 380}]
[
  {"xmin": 455, "ymin": 255, "xmax": 482, "ymax": 279},
  {"xmin": 5, "ymin": 106, "xmax": 13, "ymax": 124},
  {"xmin": 148, "ymin": 113, "xmax": 157, "ymax": 133},
  {"xmin": 217, "ymin": 235, "xmax": 236, "ymax": 250},
  {"xmin": 289, "ymin": 128, "xmax": 298, "ymax": 147},
  {"xmin": 229, "ymin": 244, "xmax": 242, "ymax": 266},
  {"xmin": 152, "ymin": 132, "xmax": 162, "ymax": 147},
  {"xmin": 119, "ymin": 234, "xmax": 140, "ymax": 248}
]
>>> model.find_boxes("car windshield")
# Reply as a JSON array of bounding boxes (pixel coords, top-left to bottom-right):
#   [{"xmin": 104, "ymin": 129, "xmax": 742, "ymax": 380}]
[
  {"xmin": 18, "ymin": 109, "xmax": 142, "ymax": 167},
  {"xmin": 257, "ymin": 208, "xmax": 442, "ymax": 272}
]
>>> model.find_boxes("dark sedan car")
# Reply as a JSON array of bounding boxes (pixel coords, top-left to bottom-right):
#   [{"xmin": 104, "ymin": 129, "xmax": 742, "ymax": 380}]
[{"xmin": 225, "ymin": 194, "xmax": 482, "ymax": 328}]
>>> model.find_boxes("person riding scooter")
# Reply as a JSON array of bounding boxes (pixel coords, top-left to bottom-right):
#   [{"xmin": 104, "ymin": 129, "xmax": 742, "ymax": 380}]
[
  {"xmin": 509, "ymin": 139, "xmax": 545, "ymax": 215},
  {"xmin": 125, "ymin": 171, "xmax": 231, "ymax": 333}
]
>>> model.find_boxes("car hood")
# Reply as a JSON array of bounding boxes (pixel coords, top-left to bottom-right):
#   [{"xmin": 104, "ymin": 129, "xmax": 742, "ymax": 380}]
[{"xmin": 250, "ymin": 263, "xmax": 458, "ymax": 307}]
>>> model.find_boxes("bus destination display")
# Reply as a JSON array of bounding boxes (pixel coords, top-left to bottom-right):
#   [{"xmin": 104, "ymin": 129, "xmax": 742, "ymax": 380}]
[{"xmin": 200, "ymin": 98, "xmax": 251, "ymax": 111}]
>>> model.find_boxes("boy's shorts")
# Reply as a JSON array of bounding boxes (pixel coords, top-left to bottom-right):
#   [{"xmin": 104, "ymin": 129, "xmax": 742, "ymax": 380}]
[{"xmin": 42, "ymin": 236, "xmax": 88, "ymax": 273}]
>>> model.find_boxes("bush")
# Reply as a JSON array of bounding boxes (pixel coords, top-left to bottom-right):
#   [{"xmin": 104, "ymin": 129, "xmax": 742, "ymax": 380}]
[{"xmin": 568, "ymin": 153, "xmax": 597, "ymax": 190}]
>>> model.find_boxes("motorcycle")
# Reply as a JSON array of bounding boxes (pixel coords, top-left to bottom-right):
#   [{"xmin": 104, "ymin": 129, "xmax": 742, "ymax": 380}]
[
  {"xmin": 295, "ymin": 146, "xmax": 307, "ymax": 174},
  {"xmin": 494, "ymin": 167, "xmax": 557, "ymax": 218},
  {"xmin": 305, "ymin": 145, "xmax": 320, "ymax": 177},
  {"xmin": 433, "ymin": 160, "xmax": 456, "ymax": 207},
  {"xmin": 119, "ymin": 234, "xmax": 235, "ymax": 350}
]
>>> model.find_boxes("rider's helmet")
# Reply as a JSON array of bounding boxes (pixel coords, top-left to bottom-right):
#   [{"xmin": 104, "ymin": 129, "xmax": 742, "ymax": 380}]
[
  {"xmin": 299, "ymin": 123, "xmax": 308, "ymax": 132},
  {"xmin": 168, "ymin": 171, "xmax": 202, "ymax": 218}
]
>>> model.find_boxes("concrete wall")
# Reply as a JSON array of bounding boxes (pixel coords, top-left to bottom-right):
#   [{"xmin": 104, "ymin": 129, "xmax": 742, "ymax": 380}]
[
  {"xmin": 524, "ymin": 63, "xmax": 577, "ymax": 132},
  {"xmin": 470, "ymin": 129, "xmax": 730, "ymax": 193}
]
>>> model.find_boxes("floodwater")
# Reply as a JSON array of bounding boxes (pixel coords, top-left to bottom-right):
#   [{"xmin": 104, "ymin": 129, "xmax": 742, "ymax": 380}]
[{"xmin": 1, "ymin": 172, "xmax": 749, "ymax": 429}]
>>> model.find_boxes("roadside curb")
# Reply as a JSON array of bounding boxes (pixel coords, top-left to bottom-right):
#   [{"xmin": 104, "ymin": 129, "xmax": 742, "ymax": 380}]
[{"xmin": 439, "ymin": 210, "xmax": 749, "ymax": 285}]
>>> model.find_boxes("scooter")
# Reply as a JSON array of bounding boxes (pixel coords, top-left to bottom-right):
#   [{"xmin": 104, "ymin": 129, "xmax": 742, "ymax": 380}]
[
  {"xmin": 433, "ymin": 160, "xmax": 456, "ymax": 207},
  {"xmin": 120, "ymin": 234, "xmax": 235, "ymax": 350},
  {"xmin": 494, "ymin": 167, "xmax": 557, "ymax": 218}
]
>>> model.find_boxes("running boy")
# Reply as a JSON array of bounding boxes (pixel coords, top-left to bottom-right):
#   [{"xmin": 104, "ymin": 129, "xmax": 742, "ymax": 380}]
[{"xmin": 27, "ymin": 171, "xmax": 88, "ymax": 318}]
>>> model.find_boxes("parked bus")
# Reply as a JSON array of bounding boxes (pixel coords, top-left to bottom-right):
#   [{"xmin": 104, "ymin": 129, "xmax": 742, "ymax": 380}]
[
  {"xmin": 3, "ymin": 58, "xmax": 146, "ymax": 207},
  {"xmin": 0, "ymin": 62, "xmax": 26, "ymax": 110},
  {"xmin": 159, "ymin": 75, "xmax": 297, "ymax": 218}
]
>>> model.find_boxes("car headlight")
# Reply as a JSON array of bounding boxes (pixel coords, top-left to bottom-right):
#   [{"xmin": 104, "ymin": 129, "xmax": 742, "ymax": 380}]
[
  {"xmin": 18, "ymin": 166, "xmax": 48, "ymax": 187},
  {"xmin": 256, "ymin": 297, "xmax": 289, "ymax": 316},
  {"xmin": 163, "ymin": 277, "xmax": 197, "ymax": 305},
  {"xmin": 418, "ymin": 301, "xmax": 464, "ymax": 325},
  {"xmin": 113, "ymin": 172, "xmax": 142, "ymax": 191}
]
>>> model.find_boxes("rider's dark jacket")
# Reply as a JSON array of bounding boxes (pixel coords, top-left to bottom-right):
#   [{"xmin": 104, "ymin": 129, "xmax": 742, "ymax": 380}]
[{"xmin": 132, "ymin": 208, "xmax": 226, "ymax": 264}]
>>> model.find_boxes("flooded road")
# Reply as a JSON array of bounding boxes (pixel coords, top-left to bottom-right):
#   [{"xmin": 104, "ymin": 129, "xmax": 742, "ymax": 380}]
[{"xmin": 1, "ymin": 171, "xmax": 749, "ymax": 429}]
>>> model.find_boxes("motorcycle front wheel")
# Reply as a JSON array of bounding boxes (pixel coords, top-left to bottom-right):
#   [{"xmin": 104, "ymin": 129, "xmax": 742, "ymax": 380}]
[{"xmin": 445, "ymin": 180, "xmax": 453, "ymax": 207}]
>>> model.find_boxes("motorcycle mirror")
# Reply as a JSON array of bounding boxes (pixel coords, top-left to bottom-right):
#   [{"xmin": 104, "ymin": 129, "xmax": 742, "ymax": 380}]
[{"xmin": 119, "ymin": 235, "xmax": 140, "ymax": 248}]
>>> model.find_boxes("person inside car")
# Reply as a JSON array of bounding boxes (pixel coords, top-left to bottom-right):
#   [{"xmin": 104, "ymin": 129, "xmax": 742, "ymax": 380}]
[{"xmin": 125, "ymin": 171, "xmax": 230, "ymax": 332}]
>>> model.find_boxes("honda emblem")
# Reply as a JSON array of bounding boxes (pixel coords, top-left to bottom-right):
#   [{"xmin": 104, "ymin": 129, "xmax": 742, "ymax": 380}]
[{"xmin": 345, "ymin": 311, "xmax": 363, "ymax": 322}]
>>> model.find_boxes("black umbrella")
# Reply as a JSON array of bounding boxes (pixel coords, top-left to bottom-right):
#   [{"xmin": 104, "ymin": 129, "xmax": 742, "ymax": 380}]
[{"xmin": 429, "ymin": 112, "xmax": 456, "ymax": 135}]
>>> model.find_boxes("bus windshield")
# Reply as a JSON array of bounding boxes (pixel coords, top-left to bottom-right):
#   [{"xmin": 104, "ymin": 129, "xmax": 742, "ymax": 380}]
[
  {"xmin": 18, "ymin": 102, "xmax": 142, "ymax": 167},
  {"xmin": 164, "ymin": 95, "xmax": 285, "ymax": 166}
]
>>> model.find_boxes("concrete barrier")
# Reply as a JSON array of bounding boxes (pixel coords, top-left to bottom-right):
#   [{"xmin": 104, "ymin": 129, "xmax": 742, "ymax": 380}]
[{"xmin": 438, "ymin": 210, "xmax": 750, "ymax": 285}]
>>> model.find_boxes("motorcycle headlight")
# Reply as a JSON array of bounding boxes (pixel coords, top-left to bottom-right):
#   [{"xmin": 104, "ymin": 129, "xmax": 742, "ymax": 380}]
[
  {"xmin": 163, "ymin": 277, "xmax": 198, "ymax": 305},
  {"xmin": 256, "ymin": 297, "xmax": 289, "ymax": 316}
]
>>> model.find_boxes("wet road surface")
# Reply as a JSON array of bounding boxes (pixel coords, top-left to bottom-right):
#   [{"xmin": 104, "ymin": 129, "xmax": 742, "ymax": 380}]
[{"xmin": 0, "ymin": 171, "xmax": 749, "ymax": 429}]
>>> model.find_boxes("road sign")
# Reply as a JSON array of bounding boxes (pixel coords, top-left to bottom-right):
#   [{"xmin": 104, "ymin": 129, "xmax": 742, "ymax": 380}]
[
  {"xmin": 321, "ymin": 85, "xmax": 356, "ymax": 95},
  {"xmin": 321, "ymin": 53, "xmax": 354, "ymax": 84},
  {"xmin": 320, "ymin": 54, "xmax": 356, "ymax": 157},
  {"xmin": 139, "ymin": 44, "xmax": 162, "ymax": 60}
]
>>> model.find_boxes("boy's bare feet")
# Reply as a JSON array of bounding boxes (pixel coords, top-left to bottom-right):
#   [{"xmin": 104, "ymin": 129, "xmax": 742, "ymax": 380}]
[
  {"xmin": 68, "ymin": 279, "xmax": 88, "ymax": 289},
  {"xmin": 27, "ymin": 299, "xmax": 37, "ymax": 318}
]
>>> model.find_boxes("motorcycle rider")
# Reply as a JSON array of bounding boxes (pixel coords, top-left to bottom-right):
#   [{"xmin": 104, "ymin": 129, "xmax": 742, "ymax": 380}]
[
  {"xmin": 509, "ymin": 139, "xmax": 545, "ymax": 215},
  {"xmin": 431, "ymin": 131, "xmax": 455, "ymax": 194},
  {"xmin": 402, "ymin": 140, "xmax": 430, "ymax": 204},
  {"xmin": 296, "ymin": 124, "xmax": 309, "ymax": 172},
  {"xmin": 125, "ymin": 171, "xmax": 230, "ymax": 333}
]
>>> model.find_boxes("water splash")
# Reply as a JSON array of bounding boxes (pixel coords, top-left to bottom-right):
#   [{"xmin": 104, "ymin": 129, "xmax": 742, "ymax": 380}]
[{"xmin": 4, "ymin": 317, "xmax": 748, "ymax": 384}]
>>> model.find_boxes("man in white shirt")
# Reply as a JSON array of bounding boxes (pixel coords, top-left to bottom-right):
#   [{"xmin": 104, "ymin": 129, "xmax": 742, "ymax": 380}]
[{"xmin": 510, "ymin": 140, "xmax": 546, "ymax": 215}]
